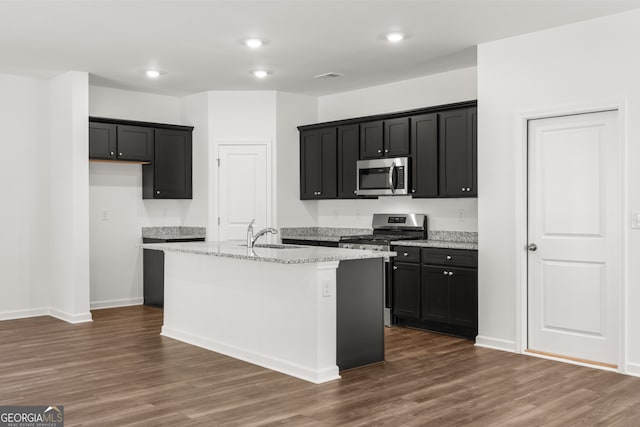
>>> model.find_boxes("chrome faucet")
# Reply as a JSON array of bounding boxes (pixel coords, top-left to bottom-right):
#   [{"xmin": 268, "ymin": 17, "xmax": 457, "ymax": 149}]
[{"xmin": 246, "ymin": 219, "xmax": 278, "ymax": 248}]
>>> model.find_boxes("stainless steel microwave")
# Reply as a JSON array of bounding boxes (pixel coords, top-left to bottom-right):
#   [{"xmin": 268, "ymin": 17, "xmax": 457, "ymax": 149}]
[{"xmin": 356, "ymin": 157, "xmax": 409, "ymax": 196}]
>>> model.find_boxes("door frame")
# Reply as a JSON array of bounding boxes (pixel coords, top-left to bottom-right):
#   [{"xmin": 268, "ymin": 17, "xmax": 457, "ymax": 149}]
[
  {"xmin": 514, "ymin": 99, "xmax": 628, "ymax": 373},
  {"xmin": 209, "ymin": 139, "xmax": 273, "ymax": 242}
]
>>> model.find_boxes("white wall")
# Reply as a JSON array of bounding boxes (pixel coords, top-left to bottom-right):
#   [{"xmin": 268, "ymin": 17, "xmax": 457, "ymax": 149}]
[
  {"xmin": 477, "ymin": 9, "xmax": 640, "ymax": 375},
  {"xmin": 88, "ymin": 86, "xmax": 187, "ymax": 308},
  {"xmin": 207, "ymin": 91, "xmax": 278, "ymax": 240},
  {"xmin": 0, "ymin": 73, "xmax": 50, "ymax": 320},
  {"xmin": 315, "ymin": 67, "xmax": 478, "ymax": 231},
  {"xmin": 276, "ymin": 92, "xmax": 318, "ymax": 227},
  {"xmin": 49, "ymin": 71, "xmax": 92, "ymax": 323}
]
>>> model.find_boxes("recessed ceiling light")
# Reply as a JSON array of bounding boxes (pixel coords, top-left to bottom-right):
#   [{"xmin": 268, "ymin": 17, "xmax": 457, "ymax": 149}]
[
  {"xmin": 145, "ymin": 69, "xmax": 161, "ymax": 78},
  {"xmin": 252, "ymin": 70, "xmax": 269, "ymax": 79},
  {"xmin": 386, "ymin": 32, "xmax": 405, "ymax": 43},
  {"xmin": 245, "ymin": 38, "xmax": 263, "ymax": 48}
]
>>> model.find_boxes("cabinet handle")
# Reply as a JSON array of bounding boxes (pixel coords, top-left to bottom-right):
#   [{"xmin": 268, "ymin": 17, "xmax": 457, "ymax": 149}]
[
  {"xmin": 156, "ymin": 190, "xmax": 160, "ymax": 195},
  {"xmin": 393, "ymin": 266, "xmax": 398, "ymax": 270},
  {"xmin": 443, "ymin": 271, "xmax": 448, "ymax": 275},
  {"xmin": 448, "ymin": 271, "xmax": 454, "ymax": 276},
  {"xmin": 403, "ymin": 252, "xmax": 409, "ymax": 256},
  {"xmin": 110, "ymin": 151, "xmax": 114, "ymax": 156},
  {"xmin": 461, "ymin": 187, "xmax": 466, "ymax": 191},
  {"xmin": 385, "ymin": 149, "xmax": 389, "ymax": 153},
  {"xmin": 412, "ymin": 189, "xmax": 416, "ymax": 193},
  {"xmin": 119, "ymin": 152, "xmax": 123, "ymax": 156},
  {"xmin": 467, "ymin": 187, "xmax": 471, "ymax": 192},
  {"xmin": 353, "ymin": 190, "xmax": 357, "ymax": 194},
  {"xmin": 446, "ymin": 255, "xmax": 452, "ymax": 260},
  {"xmin": 377, "ymin": 149, "xmax": 382, "ymax": 153}
]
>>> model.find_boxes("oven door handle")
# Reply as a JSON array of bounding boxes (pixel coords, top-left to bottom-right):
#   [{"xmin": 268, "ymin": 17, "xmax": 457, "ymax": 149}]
[{"xmin": 388, "ymin": 163, "xmax": 396, "ymax": 194}]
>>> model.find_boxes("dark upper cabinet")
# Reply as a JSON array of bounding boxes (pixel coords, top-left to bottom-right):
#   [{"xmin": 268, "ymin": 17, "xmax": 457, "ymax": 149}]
[
  {"xmin": 439, "ymin": 107, "xmax": 477, "ymax": 197},
  {"xmin": 300, "ymin": 128, "xmax": 337, "ymax": 200},
  {"xmin": 89, "ymin": 122, "xmax": 117, "ymax": 160},
  {"xmin": 392, "ymin": 261, "xmax": 421, "ymax": 320},
  {"xmin": 410, "ymin": 113, "xmax": 438, "ymax": 197},
  {"xmin": 116, "ymin": 125, "xmax": 154, "ymax": 161},
  {"xmin": 89, "ymin": 123, "xmax": 153, "ymax": 162},
  {"xmin": 360, "ymin": 118, "xmax": 410, "ymax": 159},
  {"xmin": 360, "ymin": 121, "xmax": 384, "ymax": 159},
  {"xmin": 337, "ymin": 124, "xmax": 359, "ymax": 199},
  {"xmin": 384, "ymin": 117, "xmax": 410, "ymax": 156},
  {"xmin": 143, "ymin": 129, "xmax": 192, "ymax": 199}
]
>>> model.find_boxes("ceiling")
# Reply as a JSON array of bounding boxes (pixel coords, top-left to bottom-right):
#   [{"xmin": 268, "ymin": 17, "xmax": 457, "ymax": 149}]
[{"xmin": 1, "ymin": 0, "xmax": 639, "ymax": 97}]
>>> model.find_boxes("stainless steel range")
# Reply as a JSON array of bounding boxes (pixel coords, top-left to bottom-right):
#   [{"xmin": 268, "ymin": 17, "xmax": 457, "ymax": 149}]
[{"xmin": 339, "ymin": 213, "xmax": 427, "ymax": 326}]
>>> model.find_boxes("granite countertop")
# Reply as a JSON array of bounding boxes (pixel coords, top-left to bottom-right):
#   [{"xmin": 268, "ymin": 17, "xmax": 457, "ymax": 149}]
[
  {"xmin": 142, "ymin": 226, "xmax": 206, "ymax": 240},
  {"xmin": 280, "ymin": 227, "xmax": 372, "ymax": 242},
  {"xmin": 392, "ymin": 240, "xmax": 478, "ymax": 250},
  {"xmin": 391, "ymin": 230, "xmax": 478, "ymax": 251},
  {"xmin": 141, "ymin": 241, "xmax": 396, "ymax": 264}
]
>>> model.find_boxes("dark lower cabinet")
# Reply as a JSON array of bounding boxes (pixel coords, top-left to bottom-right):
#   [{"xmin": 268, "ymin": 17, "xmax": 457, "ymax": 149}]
[
  {"xmin": 392, "ymin": 262, "xmax": 421, "ymax": 319},
  {"xmin": 300, "ymin": 128, "xmax": 337, "ymax": 199},
  {"xmin": 392, "ymin": 246, "xmax": 478, "ymax": 339},
  {"xmin": 337, "ymin": 124, "xmax": 359, "ymax": 198},
  {"xmin": 143, "ymin": 129, "xmax": 192, "ymax": 199}
]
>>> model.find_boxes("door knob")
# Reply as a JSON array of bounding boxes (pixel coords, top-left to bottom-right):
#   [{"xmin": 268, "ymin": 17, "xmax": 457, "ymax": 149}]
[{"xmin": 528, "ymin": 243, "xmax": 537, "ymax": 252}]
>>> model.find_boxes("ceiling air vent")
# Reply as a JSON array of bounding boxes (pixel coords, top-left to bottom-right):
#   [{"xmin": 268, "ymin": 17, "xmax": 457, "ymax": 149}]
[{"xmin": 314, "ymin": 72, "xmax": 344, "ymax": 79}]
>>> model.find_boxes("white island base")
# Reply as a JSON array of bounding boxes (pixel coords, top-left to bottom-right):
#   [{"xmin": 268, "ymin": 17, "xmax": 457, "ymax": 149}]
[{"xmin": 161, "ymin": 251, "xmax": 341, "ymax": 384}]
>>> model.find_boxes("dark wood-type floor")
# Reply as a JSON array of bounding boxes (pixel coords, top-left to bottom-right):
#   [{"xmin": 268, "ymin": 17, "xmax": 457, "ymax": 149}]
[{"xmin": 1, "ymin": 306, "xmax": 640, "ymax": 426}]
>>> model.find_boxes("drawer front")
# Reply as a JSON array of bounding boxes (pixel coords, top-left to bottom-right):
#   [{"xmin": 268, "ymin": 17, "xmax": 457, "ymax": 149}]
[
  {"xmin": 393, "ymin": 246, "xmax": 421, "ymax": 263},
  {"xmin": 421, "ymin": 248, "xmax": 478, "ymax": 268}
]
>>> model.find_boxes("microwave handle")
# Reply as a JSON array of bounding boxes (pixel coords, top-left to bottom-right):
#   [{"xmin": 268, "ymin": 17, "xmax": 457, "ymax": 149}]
[{"xmin": 388, "ymin": 163, "xmax": 396, "ymax": 193}]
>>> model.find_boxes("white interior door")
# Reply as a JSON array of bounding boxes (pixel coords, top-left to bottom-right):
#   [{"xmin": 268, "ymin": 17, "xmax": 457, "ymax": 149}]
[
  {"xmin": 527, "ymin": 110, "xmax": 621, "ymax": 367},
  {"xmin": 218, "ymin": 144, "xmax": 270, "ymax": 242}
]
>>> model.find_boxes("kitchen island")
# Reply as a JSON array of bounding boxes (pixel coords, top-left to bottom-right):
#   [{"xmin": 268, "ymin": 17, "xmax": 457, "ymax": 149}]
[{"xmin": 141, "ymin": 241, "xmax": 393, "ymax": 384}]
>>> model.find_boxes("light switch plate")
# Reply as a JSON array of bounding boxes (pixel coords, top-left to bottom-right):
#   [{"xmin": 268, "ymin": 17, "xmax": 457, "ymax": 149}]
[{"xmin": 632, "ymin": 211, "xmax": 640, "ymax": 229}]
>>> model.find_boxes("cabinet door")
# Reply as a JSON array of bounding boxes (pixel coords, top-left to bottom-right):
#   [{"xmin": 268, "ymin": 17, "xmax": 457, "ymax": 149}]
[
  {"xmin": 116, "ymin": 125, "xmax": 154, "ymax": 161},
  {"xmin": 89, "ymin": 122, "xmax": 116, "ymax": 160},
  {"xmin": 467, "ymin": 107, "xmax": 477, "ymax": 197},
  {"xmin": 410, "ymin": 113, "xmax": 438, "ymax": 197},
  {"xmin": 318, "ymin": 128, "xmax": 337, "ymax": 199},
  {"xmin": 448, "ymin": 267, "xmax": 478, "ymax": 329},
  {"xmin": 392, "ymin": 262, "xmax": 421, "ymax": 319},
  {"xmin": 151, "ymin": 129, "xmax": 192, "ymax": 199},
  {"xmin": 421, "ymin": 266, "xmax": 449, "ymax": 323},
  {"xmin": 438, "ymin": 108, "xmax": 475, "ymax": 197},
  {"xmin": 337, "ymin": 125, "xmax": 359, "ymax": 199},
  {"xmin": 300, "ymin": 130, "xmax": 321, "ymax": 199},
  {"xmin": 360, "ymin": 121, "xmax": 384, "ymax": 159},
  {"xmin": 384, "ymin": 117, "xmax": 410, "ymax": 156}
]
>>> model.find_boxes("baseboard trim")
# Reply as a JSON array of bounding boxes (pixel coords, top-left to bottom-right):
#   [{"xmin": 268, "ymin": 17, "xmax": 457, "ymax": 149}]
[
  {"xmin": 625, "ymin": 362, "xmax": 640, "ymax": 377},
  {"xmin": 475, "ymin": 335, "xmax": 517, "ymax": 353},
  {"xmin": 90, "ymin": 298, "xmax": 144, "ymax": 310},
  {"xmin": 49, "ymin": 309, "xmax": 93, "ymax": 324},
  {"xmin": 0, "ymin": 308, "xmax": 49, "ymax": 321},
  {"xmin": 161, "ymin": 325, "xmax": 341, "ymax": 384}
]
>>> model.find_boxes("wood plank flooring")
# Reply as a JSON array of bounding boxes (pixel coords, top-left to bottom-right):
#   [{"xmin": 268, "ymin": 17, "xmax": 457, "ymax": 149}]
[{"xmin": 1, "ymin": 306, "xmax": 640, "ymax": 426}]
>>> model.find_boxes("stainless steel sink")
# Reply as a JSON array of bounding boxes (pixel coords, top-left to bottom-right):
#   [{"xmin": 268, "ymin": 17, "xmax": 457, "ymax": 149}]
[{"xmin": 238, "ymin": 243, "xmax": 299, "ymax": 249}]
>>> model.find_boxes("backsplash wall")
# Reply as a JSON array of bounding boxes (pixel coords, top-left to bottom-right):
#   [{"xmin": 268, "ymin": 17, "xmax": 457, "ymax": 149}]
[{"xmin": 316, "ymin": 197, "xmax": 478, "ymax": 232}]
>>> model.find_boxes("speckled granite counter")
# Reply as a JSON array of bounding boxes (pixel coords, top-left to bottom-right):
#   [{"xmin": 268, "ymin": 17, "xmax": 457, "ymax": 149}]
[
  {"xmin": 142, "ymin": 241, "xmax": 395, "ymax": 264},
  {"xmin": 392, "ymin": 231, "xmax": 478, "ymax": 250},
  {"xmin": 280, "ymin": 227, "xmax": 371, "ymax": 242},
  {"xmin": 142, "ymin": 226, "xmax": 206, "ymax": 240}
]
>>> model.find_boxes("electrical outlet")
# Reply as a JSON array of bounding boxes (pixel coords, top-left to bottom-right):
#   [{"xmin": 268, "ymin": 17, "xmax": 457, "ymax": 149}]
[
  {"xmin": 101, "ymin": 210, "xmax": 110, "ymax": 221},
  {"xmin": 457, "ymin": 209, "xmax": 464, "ymax": 222},
  {"xmin": 632, "ymin": 211, "xmax": 640, "ymax": 229},
  {"xmin": 322, "ymin": 280, "xmax": 331, "ymax": 297}
]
